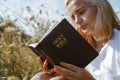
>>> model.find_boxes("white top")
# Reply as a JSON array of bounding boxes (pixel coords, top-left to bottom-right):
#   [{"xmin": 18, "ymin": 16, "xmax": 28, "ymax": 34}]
[{"xmin": 86, "ymin": 29, "xmax": 120, "ymax": 80}]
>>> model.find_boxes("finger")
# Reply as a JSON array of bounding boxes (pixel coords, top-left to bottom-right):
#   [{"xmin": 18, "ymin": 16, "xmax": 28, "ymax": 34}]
[
  {"xmin": 43, "ymin": 59, "xmax": 49, "ymax": 71},
  {"xmin": 60, "ymin": 62, "xmax": 82, "ymax": 72},
  {"xmin": 38, "ymin": 56, "xmax": 44, "ymax": 65},
  {"xmin": 65, "ymin": 76, "xmax": 76, "ymax": 80},
  {"xmin": 48, "ymin": 69, "xmax": 57, "ymax": 75},
  {"xmin": 48, "ymin": 69, "xmax": 54, "ymax": 74},
  {"xmin": 54, "ymin": 65, "xmax": 76, "ymax": 76}
]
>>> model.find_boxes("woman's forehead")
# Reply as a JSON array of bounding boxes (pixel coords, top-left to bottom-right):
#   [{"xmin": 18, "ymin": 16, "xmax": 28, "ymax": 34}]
[{"xmin": 67, "ymin": 0, "xmax": 88, "ymax": 15}]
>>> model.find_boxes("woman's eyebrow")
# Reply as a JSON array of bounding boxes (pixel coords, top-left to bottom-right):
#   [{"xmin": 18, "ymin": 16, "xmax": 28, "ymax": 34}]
[
  {"xmin": 77, "ymin": 6, "xmax": 84, "ymax": 12},
  {"xmin": 75, "ymin": 6, "xmax": 84, "ymax": 13},
  {"xmin": 70, "ymin": 6, "xmax": 84, "ymax": 20}
]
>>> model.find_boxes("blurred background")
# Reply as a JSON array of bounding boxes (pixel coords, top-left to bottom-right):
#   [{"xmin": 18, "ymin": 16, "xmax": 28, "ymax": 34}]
[{"xmin": 0, "ymin": 0, "xmax": 120, "ymax": 80}]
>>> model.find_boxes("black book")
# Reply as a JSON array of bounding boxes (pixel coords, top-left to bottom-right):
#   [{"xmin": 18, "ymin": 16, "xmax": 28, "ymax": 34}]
[{"xmin": 28, "ymin": 18, "xmax": 98, "ymax": 69}]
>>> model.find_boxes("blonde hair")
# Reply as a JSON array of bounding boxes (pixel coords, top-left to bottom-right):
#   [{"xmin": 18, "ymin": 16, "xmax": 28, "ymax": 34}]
[{"xmin": 65, "ymin": 0, "xmax": 120, "ymax": 41}]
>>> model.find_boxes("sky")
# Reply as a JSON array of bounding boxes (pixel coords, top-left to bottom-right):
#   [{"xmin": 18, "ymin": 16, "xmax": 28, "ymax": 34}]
[
  {"xmin": 0, "ymin": 0, "xmax": 120, "ymax": 36},
  {"xmin": 109, "ymin": 0, "xmax": 120, "ymax": 18},
  {"xmin": 0, "ymin": 0, "xmax": 120, "ymax": 19},
  {"xmin": 0, "ymin": 0, "xmax": 67, "ymax": 20},
  {"xmin": 0, "ymin": 0, "xmax": 67, "ymax": 36}
]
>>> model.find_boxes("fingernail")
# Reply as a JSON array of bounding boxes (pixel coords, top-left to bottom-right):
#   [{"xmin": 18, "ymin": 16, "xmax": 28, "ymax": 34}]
[
  {"xmin": 60, "ymin": 62, "xmax": 65, "ymax": 65},
  {"xmin": 54, "ymin": 65, "xmax": 58, "ymax": 69}
]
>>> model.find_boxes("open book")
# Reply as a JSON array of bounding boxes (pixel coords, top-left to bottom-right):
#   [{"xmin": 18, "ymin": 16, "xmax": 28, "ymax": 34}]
[{"xmin": 28, "ymin": 18, "xmax": 98, "ymax": 69}]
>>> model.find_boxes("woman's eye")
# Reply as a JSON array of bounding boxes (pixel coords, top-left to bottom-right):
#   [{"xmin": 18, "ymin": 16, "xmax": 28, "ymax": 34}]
[
  {"xmin": 71, "ymin": 15, "xmax": 75, "ymax": 20},
  {"xmin": 79, "ymin": 9, "xmax": 86, "ymax": 15}
]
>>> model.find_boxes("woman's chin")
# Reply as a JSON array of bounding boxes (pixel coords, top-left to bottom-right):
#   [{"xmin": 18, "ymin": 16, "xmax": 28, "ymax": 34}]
[{"xmin": 82, "ymin": 30, "xmax": 90, "ymax": 35}]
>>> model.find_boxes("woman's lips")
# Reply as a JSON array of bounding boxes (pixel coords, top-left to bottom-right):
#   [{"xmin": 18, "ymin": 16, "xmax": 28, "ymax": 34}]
[{"xmin": 80, "ymin": 24, "xmax": 87, "ymax": 30}]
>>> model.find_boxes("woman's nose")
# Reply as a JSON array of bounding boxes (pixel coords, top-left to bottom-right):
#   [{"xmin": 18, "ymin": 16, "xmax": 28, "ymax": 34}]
[{"xmin": 74, "ymin": 16, "xmax": 82, "ymax": 24}]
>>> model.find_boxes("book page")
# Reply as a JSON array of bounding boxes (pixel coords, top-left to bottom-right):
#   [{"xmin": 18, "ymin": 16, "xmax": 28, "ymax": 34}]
[{"xmin": 28, "ymin": 43, "xmax": 38, "ymax": 48}]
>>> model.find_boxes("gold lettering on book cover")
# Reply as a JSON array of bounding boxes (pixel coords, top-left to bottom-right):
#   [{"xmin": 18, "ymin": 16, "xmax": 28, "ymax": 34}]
[{"xmin": 52, "ymin": 34, "xmax": 68, "ymax": 48}]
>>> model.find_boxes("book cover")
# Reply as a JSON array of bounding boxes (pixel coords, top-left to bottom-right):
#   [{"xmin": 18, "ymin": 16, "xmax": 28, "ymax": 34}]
[{"xmin": 28, "ymin": 18, "xmax": 98, "ymax": 69}]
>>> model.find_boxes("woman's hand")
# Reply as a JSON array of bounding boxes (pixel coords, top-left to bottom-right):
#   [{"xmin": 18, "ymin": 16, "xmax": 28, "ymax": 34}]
[
  {"xmin": 38, "ymin": 56, "xmax": 49, "ymax": 71},
  {"xmin": 53, "ymin": 62, "xmax": 95, "ymax": 80},
  {"xmin": 38, "ymin": 57, "xmax": 57, "ymax": 75},
  {"xmin": 38, "ymin": 57, "xmax": 66, "ymax": 80},
  {"xmin": 49, "ymin": 76, "xmax": 65, "ymax": 80}
]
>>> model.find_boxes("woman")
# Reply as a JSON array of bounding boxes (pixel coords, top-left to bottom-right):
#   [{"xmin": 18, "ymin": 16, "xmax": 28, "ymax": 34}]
[{"xmin": 31, "ymin": 0, "xmax": 120, "ymax": 80}]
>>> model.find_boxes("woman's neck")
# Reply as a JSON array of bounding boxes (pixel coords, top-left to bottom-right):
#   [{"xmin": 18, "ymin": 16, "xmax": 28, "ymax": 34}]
[
  {"xmin": 92, "ymin": 36, "xmax": 108, "ymax": 52},
  {"xmin": 77, "ymin": 28, "xmax": 108, "ymax": 52}
]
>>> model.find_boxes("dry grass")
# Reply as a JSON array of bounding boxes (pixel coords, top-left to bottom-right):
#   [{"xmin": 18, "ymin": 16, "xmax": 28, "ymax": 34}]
[
  {"xmin": 0, "ymin": 2, "xmax": 66, "ymax": 79},
  {"xmin": 0, "ymin": 20, "xmax": 46, "ymax": 80}
]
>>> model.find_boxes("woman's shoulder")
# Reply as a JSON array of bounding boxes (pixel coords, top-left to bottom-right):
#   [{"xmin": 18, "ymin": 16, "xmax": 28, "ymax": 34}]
[
  {"xmin": 98, "ymin": 28, "xmax": 120, "ymax": 55},
  {"xmin": 109, "ymin": 28, "xmax": 120, "ymax": 52}
]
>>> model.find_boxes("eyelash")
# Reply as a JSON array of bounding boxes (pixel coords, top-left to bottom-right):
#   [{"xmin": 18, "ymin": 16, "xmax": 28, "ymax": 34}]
[
  {"xmin": 71, "ymin": 9, "xmax": 86, "ymax": 20},
  {"xmin": 71, "ymin": 15, "xmax": 75, "ymax": 20},
  {"xmin": 79, "ymin": 9, "xmax": 86, "ymax": 15}
]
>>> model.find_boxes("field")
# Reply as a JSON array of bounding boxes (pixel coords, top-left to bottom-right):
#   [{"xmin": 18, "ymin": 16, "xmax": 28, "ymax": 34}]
[
  {"xmin": 0, "ymin": 1, "xmax": 67, "ymax": 79},
  {"xmin": 0, "ymin": 19, "xmax": 46, "ymax": 80}
]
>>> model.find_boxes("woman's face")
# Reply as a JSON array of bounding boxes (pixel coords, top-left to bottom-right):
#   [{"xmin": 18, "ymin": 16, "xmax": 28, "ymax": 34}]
[{"xmin": 66, "ymin": 0, "xmax": 97, "ymax": 35}]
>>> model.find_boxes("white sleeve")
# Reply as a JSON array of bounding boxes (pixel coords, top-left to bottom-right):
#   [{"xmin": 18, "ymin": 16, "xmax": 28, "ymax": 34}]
[{"xmin": 106, "ymin": 74, "xmax": 120, "ymax": 80}]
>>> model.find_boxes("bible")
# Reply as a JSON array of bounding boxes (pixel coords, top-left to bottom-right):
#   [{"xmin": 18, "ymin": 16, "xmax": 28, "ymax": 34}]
[{"xmin": 28, "ymin": 18, "xmax": 98, "ymax": 69}]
